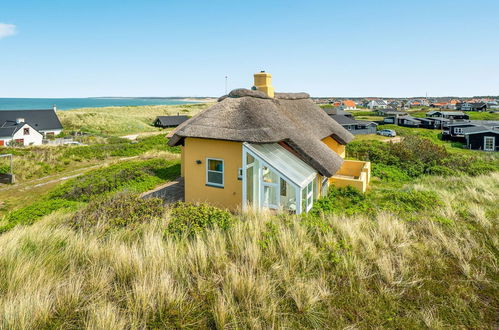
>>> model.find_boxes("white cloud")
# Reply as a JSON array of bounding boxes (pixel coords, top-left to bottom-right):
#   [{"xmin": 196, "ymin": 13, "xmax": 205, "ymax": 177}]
[{"xmin": 0, "ymin": 23, "xmax": 16, "ymax": 39}]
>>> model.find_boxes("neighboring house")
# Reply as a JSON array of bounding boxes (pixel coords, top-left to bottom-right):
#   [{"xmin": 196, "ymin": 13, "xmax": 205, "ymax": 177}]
[
  {"xmin": 154, "ymin": 115, "xmax": 190, "ymax": 128},
  {"xmin": 463, "ymin": 127, "xmax": 499, "ymax": 151},
  {"xmin": 367, "ymin": 99, "xmax": 388, "ymax": 109},
  {"xmin": 487, "ymin": 101, "xmax": 499, "ymax": 110},
  {"xmin": 388, "ymin": 100, "xmax": 401, "ymax": 109},
  {"xmin": 417, "ymin": 117, "xmax": 440, "ymax": 129},
  {"xmin": 395, "ymin": 115, "xmax": 421, "ymax": 127},
  {"xmin": 324, "ymin": 108, "xmax": 353, "ymax": 118},
  {"xmin": 329, "ymin": 115, "xmax": 377, "ymax": 135},
  {"xmin": 428, "ymin": 117, "xmax": 451, "ymax": 129},
  {"xmin": 443, "ymin": 121, "xmax": 499, "ymax": 141},
  {"xmin": 456, "ymin": 102, "xmax": 487, "ymax": 111},
  {"xmin": 426, "ymin": 111, "xmax": 469, "ymax": 120},
  {"xmin": 0, "ymin": 120, "xmax": 44, "ymax": 146},
  {"xmin": 167, "ymin": 72, "xmax": 371, "ymax": 213},
  {"xmin": 375, "ymin": 108, "xmax": 407, "ymax": 117},
  {"xmin": 340, "ymin": 100, "xmax": 357, "ymax": 110},
  {"xmin": 430, "ymin": 102, "xmax": 448, "ymax": 108},
  {"xmin": 0, "ymin": 108, "xmax": 62, "ymax": 146}
]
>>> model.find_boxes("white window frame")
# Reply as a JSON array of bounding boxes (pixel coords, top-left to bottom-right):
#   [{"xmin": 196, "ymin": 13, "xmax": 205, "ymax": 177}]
[
  {"xmin": 206, "ymin": 158, "xmax": 224, "ymax": 188},
  {"xmin": 484, "ymin": 136, "xmax": 495, "ymax": 151},
  {"xmin": 242, "ymin": 146, "xmax": 316, "ymax": 214},
  {"xmin": 454, "ymin": 127, "xmax": 464, "ymax": 134}
]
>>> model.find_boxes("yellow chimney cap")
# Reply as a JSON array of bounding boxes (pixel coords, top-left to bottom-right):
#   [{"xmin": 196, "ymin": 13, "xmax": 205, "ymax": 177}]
[{"xmin": 253, "ymin": 71, "xmax": 274, "ymax": 98}]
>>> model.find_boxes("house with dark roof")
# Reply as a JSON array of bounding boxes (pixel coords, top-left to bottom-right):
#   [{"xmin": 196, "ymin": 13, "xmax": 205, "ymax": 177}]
[
  {"xmin": 154, "ymin": 115, "xmax": 190, "ymax": 128},
  {"xmin": 167, "ymin": 72, "xmax": 371, "ymax": 213},
  {"xmin": 376, "ymin": 108, "xmax": 407, "ymax": 117},
  {"xmin": 456, "ymin": 102, "xmax": 487, "ymax": 112},
  {"xmin": 443, "ymin": 121, "xmax": 499, "ymax": 142},
  {"xmin": 0, "ymin": 108, "xmax": 62, "ymax": 146},
  {"xmin": 323, "ymin": 108, "xmax": 353, "ymax": 118},
  {"xmin": 463, "ymin": 127, "xmax": 498, "ymax": 151},
  {"xmin": 366, "ymin": 99, "xmax": 388, "ymax": 109},
  {"xmin": 329, "ymin": 115, "xmax": 377, "ymax": 135},
  {"xmin": 426, "ymin": 111, "xmax": 469, "ymax": 120}
]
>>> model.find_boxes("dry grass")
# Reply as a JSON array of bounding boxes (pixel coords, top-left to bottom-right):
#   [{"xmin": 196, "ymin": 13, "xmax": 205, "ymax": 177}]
[
  {"xmin": 58, "ymin": 103, "xmax": 211, "ymax": 136},
  {"xmin": 0, "ymin": 174, "xmax": 497, "ymax": 328}
]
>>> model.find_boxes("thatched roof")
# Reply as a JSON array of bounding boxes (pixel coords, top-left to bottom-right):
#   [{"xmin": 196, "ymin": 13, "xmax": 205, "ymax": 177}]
[{"xmin": 169, "ymin": 89, "xmax": 354, "ymax": 177}]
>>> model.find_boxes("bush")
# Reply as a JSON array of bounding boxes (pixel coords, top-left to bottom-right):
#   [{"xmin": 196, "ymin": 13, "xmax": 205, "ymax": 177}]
[
  {"xmin": 310, "ymin": 186, "xmax": 374, "ymax": 217},
  {"xmin": 166, "ymin": 202, "xmax": 234, "ymax": 237},
  {"xmin": 372, "ymin": 164, "xmax": 411, "ymax": 182},
  {"xmin": 347, "ymin": 135, "xmax": 499, "ymax": 181},
  {"xmin": 376, "ymin": 190, "xmax": 443, "ymax": 216},
  {"xmin": 50, "ymin": 159, "xmax": 180, "ymax": 202},
  {"xmin": 68, "ymin": 193, "xmax": 164, "ymax": 231},
  {"xmin": 1, "ymin": 199, "xmax": 81, "ymax": 233}
]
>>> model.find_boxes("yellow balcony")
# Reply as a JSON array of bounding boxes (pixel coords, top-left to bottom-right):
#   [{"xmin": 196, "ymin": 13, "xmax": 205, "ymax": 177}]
[{"xmin": 329, "ymin": 160, "xmax": 371, "ymax": 193}]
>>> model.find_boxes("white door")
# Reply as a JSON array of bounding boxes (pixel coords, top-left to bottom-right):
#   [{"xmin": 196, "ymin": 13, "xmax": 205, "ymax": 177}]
[
  {"xmin": 484, "ymin": 136, "xmax": 495, "ymax": 151},
  {"xmin": 261, "ymin": 165, "xmax": 279, "ymax": 209}
]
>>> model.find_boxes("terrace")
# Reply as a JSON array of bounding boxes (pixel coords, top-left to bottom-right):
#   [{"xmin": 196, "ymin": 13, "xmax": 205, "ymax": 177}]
[{"xmin": 330, "ymin": 160, "xmax": 371, "ymax": 192}]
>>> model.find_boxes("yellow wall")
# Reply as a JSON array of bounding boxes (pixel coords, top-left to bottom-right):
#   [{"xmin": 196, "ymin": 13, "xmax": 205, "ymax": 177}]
[
  {"xmin": 183, "ymin": 137, "xmax": 242, "ymax": 210},
  {"xmin": 180, "ymin": 146, "xmax": 185, "ymax": 177},
  {"xmin": 322, "ymin": 136, "xmax": 346, "ymax": 158}
]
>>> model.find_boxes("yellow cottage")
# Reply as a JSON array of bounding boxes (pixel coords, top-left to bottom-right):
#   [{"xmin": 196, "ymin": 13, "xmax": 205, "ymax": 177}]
[{"xmin": 168, "ymin": 72, "xmax": 371, "ymax": 213}]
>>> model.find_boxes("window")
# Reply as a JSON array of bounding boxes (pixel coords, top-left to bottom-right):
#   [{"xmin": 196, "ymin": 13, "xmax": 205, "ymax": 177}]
[
  {"xmin": 484, "ymin": 136, "xmax": 495, "ymax": 151},
  {"xmin": 23, "ymin": 128, "xmax": 30, "ymax": 135},
  {"xmin": 454, "ymin": 127, "xmax": 464, "ymax": 134},
  {"xmin": 206, "ymin": 158, "xmax": 224, "ymax": 187}
]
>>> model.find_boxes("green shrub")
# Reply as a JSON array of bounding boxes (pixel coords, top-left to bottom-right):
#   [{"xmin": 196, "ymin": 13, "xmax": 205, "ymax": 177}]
[
  {"xmin": 376, "ymin": 190, "xmax": 443, "ymax": 215},
  {"xmin": 50, "ymin": 159, "xmax": 180, "ymax": 202},
  {"xmin": 372, "ymin": 164, "xmax": 411, "ymax": 182},
  {"xmin": 1, "ymin": 199, "xmax": 81, "ymax": 233},
  {"xmin": 347, "ymin": 135, "xmax": 499, "ymax": 181},
  {"xmin": 166, "ymin": 202, "xmax": 234, "ymax": 237},
  {"xmin": 68, "ymin": 193, "xmax": 164, "ymax": 231},
  {"xmin": 310, "ymin": 186, "xmax": 373, "ymax": 217}
]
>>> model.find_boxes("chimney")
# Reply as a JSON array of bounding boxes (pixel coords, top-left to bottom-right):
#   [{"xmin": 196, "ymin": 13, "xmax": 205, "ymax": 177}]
[
  {"xmin": 16, "ymin": 118, "xmax": 25, "ymax": 124},
  {"xmin": 53, "ymin": 104, "xmax": 57, "ymax": 112},
  {"xmin": 253, "ymin": 71, "xmax": 274, "ymax": 98}
]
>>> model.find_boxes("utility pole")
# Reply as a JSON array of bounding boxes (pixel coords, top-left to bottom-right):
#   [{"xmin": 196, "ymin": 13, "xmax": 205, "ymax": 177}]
[{"xmin": 225, "ymin": 76, "xmax": 228, "ymax": 94}]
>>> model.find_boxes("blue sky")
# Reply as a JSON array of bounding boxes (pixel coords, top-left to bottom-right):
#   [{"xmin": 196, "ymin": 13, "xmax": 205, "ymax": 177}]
[{"xmin": 1, "ymin": 0, "xmax": 498, "ymax": 98}]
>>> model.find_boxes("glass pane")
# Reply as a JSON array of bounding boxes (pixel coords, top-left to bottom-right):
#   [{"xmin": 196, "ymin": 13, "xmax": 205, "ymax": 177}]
[
  {"xmin": 246, "ymin": 153, "xmax": 255, "ymax": 166},
  {"xmin": 262, "ymin": 166, "xmax": 278, "ymax": 183},
  {"xmin": 263, "ymin": 185, "xmax": 278, "ymax": 208},
  {"xmin": 246, "ymin": 166, "xmax": 254, "ymax": 206},
  {"xmin": 280, "ymin": 178, "xmax": 286, "ymax": 196},
  {"xmin": 208, "ymin": 159, "xmax": 223, "ymax": 172},
  {"xmin": 208, "ymin": 171, "xmax": 223, "ymax": 185},
  {"xmin": 301, "ymin": 187, "xmax": 306, "ymax": 212},
  {"xmin": 280, "ymin": 179, "xmax": 296, "ymax": 212}
]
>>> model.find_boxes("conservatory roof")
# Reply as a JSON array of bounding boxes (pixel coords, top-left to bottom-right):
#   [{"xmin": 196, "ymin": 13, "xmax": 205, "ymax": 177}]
[{"xmin": 244, "ymin": 142, "xmax": 317, "ymax": 188}]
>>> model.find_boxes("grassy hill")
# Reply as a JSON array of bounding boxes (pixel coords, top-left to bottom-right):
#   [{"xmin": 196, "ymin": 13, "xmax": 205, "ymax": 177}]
[
  {"xmin": 0, "ymin": 172, "xmax": 497, "ymax": 328},
  {"xmin": 58, "ymin": 103, "xmax": 211, "ymax": 136}
]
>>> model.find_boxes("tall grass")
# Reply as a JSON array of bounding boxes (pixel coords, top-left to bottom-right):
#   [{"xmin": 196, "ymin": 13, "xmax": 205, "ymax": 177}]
[
  {"xmin": 0, "ymin": 173, "xmax": 497, "ymax": 328},
  {"xmin": 58, "ymin": 103, "xmax": 210, "ymax": 136}
]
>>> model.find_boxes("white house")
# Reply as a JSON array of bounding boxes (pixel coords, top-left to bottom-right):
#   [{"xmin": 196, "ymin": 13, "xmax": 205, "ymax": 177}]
[
  {"xmin": 0, "ymin": 107, "xmax": 63, "ymax": 146},
  {"xmin": 0, "ymin": 119, "xmax": 43, "ymax": 146},
  {"xmin": 367, "ymin": 99, "xmax": 388, "ymax": 109}
]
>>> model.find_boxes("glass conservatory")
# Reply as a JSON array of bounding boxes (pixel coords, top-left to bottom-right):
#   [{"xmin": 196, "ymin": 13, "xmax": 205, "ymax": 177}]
[{"xmin": 242, "ymin": 143, "xmax": 318, "ymax": 214}]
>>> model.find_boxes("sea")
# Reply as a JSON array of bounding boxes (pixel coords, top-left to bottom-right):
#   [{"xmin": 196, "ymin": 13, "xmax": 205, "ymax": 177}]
[{"xmin": 0, "ymin": 98, "xmax": 197, "ymax": 111}]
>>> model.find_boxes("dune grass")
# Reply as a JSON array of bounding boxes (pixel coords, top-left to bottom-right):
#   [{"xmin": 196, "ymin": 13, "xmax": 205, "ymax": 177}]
[
  {"xmin": 0, "ymin": 173, "xmax": 497, "ymax": 328},
  {"xmin": 58, "ymin": 103, "xmax": 211, "ymax": 136}
]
